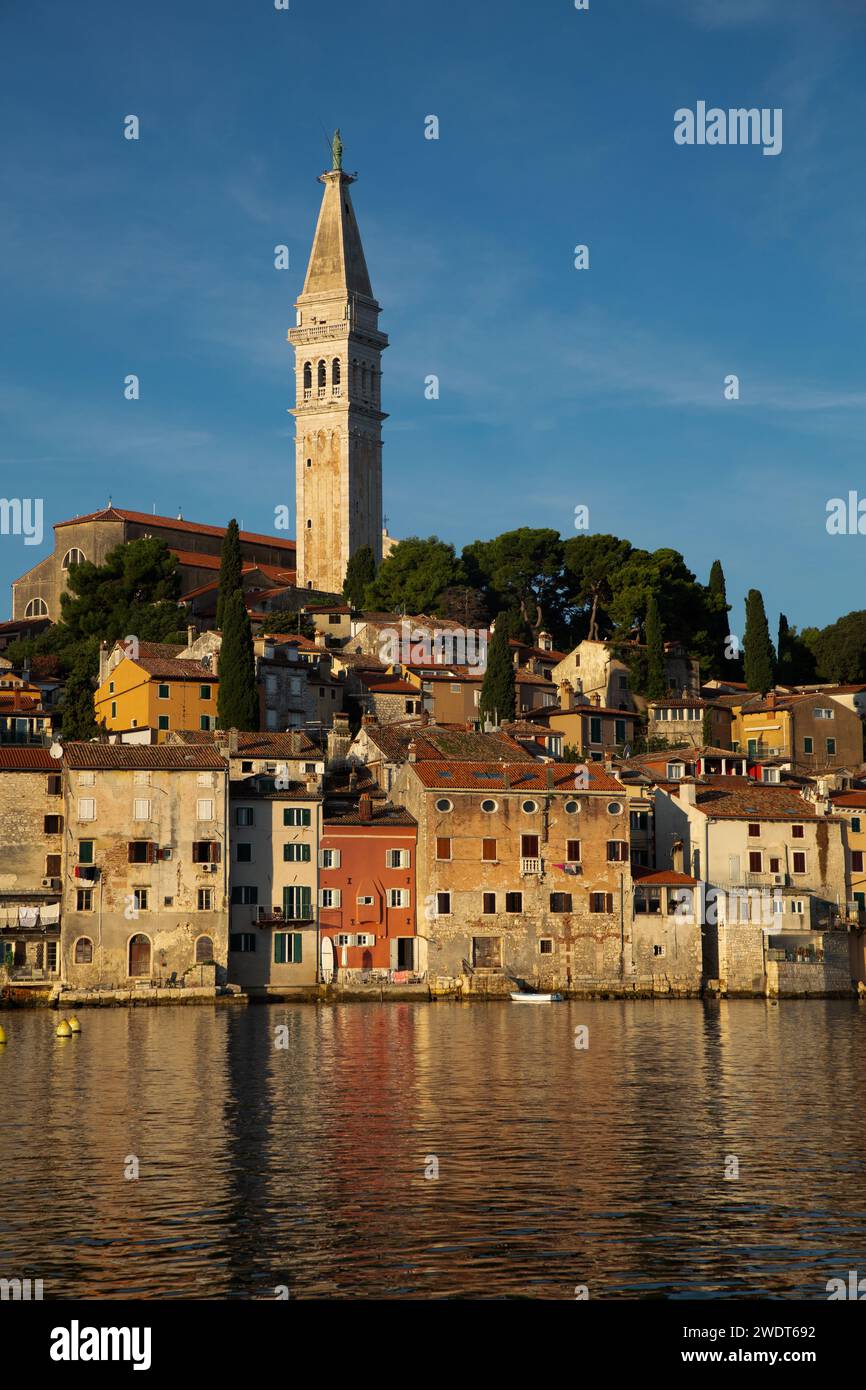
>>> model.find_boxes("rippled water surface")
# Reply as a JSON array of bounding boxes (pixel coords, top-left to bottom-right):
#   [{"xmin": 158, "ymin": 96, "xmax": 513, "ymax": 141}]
[{"xmin": 1, "ymin": 999, "xmax": 865, "ymax": 1299}]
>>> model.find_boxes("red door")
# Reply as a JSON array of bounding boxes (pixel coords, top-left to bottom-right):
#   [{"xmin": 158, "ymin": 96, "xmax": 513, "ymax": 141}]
[{"xmin": 129, "ymin": 934, "xmax": 151, "ymax": 977}]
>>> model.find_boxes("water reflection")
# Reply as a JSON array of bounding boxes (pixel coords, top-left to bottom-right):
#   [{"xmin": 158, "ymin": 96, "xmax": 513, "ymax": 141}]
[{"xmin": 0, "ymin": 1000, "xmax": 864, "ymax": 1299}]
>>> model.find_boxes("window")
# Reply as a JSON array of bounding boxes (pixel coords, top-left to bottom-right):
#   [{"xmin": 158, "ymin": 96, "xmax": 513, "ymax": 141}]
[
  {"xmin": 320, "ymin": 848, "xmax": 341, "ymax": 868},
  {"xmin": 284, "ymin": 808, "xmax": 311, "ymax": 827},
  {"xmin": 748, "ymin": 823, "xmax": 760, "ymax": 838},
  {"xmin": 283, "ymin": 885, "xmax": 312, "ymax": 920},
  {"xmin": 550, "ymin": 892, "xmax": 572, "ymax": 913},
  {"xmin": 78, "ymin": 798, "xmax": 96, "ymax": 821},
  {"xmin": 158, "ymin": 715, "xmax": 169, "ymax": 731},
  {"xmin": 354, "ymin": 933, "xmax": 374, "ymax": 947},
  {"xmin": 164, "ymin": 896, "xmax": 174, "ymax": 907},
  {"xmin": 197, "ymin": 772, "xmax": 213, "ymax": 787},
  {"xmin": 44, "ymin": 814, "xmax": 63, "ymax": 834},
  {"xmin": 62, "ymin": 547, "xmax": 85, "ymax": 569},
  {"xmin": 666, "ymin": 763, "xmax": 684, "ymax": 780},
  {"xmin": 236, "ymin": 807, "xmax": 254, "ymax": 827},
  {"xmin": 827, "ymin": 738, "xmax": 837, "ymax": 755},
  {"xmin": 128, "ymin": 841, "xmax": 155, "ymax": 864},
  {"xmin": 196, "ymin": 799, "xmax": 214, "ymax": 821},
  {"xmin": 852, "ymin": 817, "xmax": 861, "ymax": 833},
  {"xmin": 792, "ymin": 851, "xmax": 807, "ymax": 875},
  {"xmin": 356, "ymin": 895, "xmax": 374, "ymax": 906},
  {"xmin": 231, "ymin": 885, "xmax": 258, "ymax": 905},
  {"xmin": 851, "ymin": 851, "xmax": 864, "ymax": 873},
  {"xmin": 24, "ymin": 597, "xmax": 48, "ymax": 617},
  {"xmin": 472, "ymin": 937, "xmax": 502, "ymax": 969},
  {"xmin": 46, "ymin": 853, "xmax": 61, "ymax": 876},
  {"xmin": 133, "ymin": 888, "xmax": 148, "ymax": 912},
  {"xmin": 436, "ymin": 837, "xmax": 452, "ymax": 860},
  {"xmin": 522, "ymin": 799, "xmax": 538, "ymax": 814},
  {"xmin": 480, "ymin": 798, "xmax": 497, "ymax": 813},
  {"xmin": 197, "ymin": 888, "xmax": 213, "ymax": 911},
  {"xmin": 157, "ymin": 684, "xmax": 170, "ymax": 699},
  {"xmin": 193, "ymin": 841, "xmax": 221, "ymax": 863},
  {"xmin": 388, "ymin": 888, "xmax": 409, "ymax": 908},
  {"xmin": 284, "ymin": 843, "xmax": 311, "ymax": 862},
  {"xmin": 386, "ymin": 848, "xmax": 410, "ymax": 868},
  {"xmin": 813, "ymin": 706, "xmax": 834, "ymax": 719},
  {"xmin": 539, "ymin": 938, "xmax": 554, "ymax": 954},
  {"xmin": 274, "ymin": 933, "xmax": 303, "ymax": 965},
  {"xmin": 607, "ymin": 840, "xmax": 627, "ymax": 862},
  {"xmin": 505, "ymin": 891, "xmax": 523, "ymax": 913},
  {"xmin": 436, "ymin": 891, "xmax": 451, "ymax": 916},
  {"xmin": 74, "ymin": 936, "xmax": 93, "ymax": 962},
  {"xmin": 47, "ymin": 774, "xmax": 62, "ymax": 796},
  {"xmin": 482, "ymin": 892, "xmax": 496, "ymax": 914},
  {"xmin": 588, "ymin": 716, "xmax": 602, "ymax": 745},
  {"xmin": 769, "ymin": 857, "xmax": 781, "ymax": 874},
  {"xmin": 241, "ymin": 761, "xmax": 253, "ymax": 773},
  {"xmin": 133, "ymin": 799, "xmax": 151, "ymax": 822},
  {"xmin": 653, "ymin": 944, "xmax": 666, "ymax": 958},
  {"xmin": 200, "ymin": 715, "xmax": 215, "ymax": 731},
  {"xmin": 590, "ymin": 892, "xmax": 614, "ymax": 913},
  {"xmin": 615, "ymin": 719, "xmax": 627, "ymax": 743},
  {"xmin": 748, "ymin": 851, "xmax": 762, "ymax": 872},
  {"xmin": 792, "ymin": 824, "xmax": 804, "ymax": 839},
  {"xmin": 436, "ymin": 798, "xmax": 453, "ymax": 813},
  {"xmin": 111, "ymin": 702, "xmax": 117, "ymax": 719},
  {"xmin": 804, "ymin": 737, "xmax": 814, "ymax": 754},
  {"xmin": 567, "ymin": 839, "xmax": 581, "ymax": 863},
  {"xmin": 200, "ymin": 685, "xmax": 212, "ymax": 701},
  {"xmin": 76, "ymin": 891, "xmax": 93, "ymax": 913},
  {"xmin": 607, "ymin": 802, "xmax": 623, "ymax": 815},
  {"xmin": 564, "ymin": 800, "xmax": 580, "ymax": 815},
  {"xmin": 521, "ymin": 834, "xmax": 539, "ymax": 859},
  {"xmin": 78, "ymin": 840, "xmax": 94, "ymax": 864},
  {"xmin": 319, "ymin": 888, "xmax": 342, "ymax": 908},
  {"xmin": 230, "ymin": 933, "xmax": 256, "ymax": 952},
  {"xmin": 482, "ymin": 837, "xmax": 497, "ymax": 862}
]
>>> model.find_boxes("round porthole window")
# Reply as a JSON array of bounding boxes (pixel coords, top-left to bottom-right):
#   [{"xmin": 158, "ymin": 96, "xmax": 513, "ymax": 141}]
[
  {"xmin": 607, "ymin": 801, "xmax": 623, "ymax": 815},
  {"xmin": 435, "ymin": 798, "xmax": 453, "ymax": 813},
  {"xmin": 522, "ymin": 799, "xmax": 538, "ymax": 814},
  {"xmin": 564, "ymin": 800, "xmax": 581, "ymax": 814},
  {"xmin": 480, "ymin": 798, "xmax": 498, "ymax": 813}
]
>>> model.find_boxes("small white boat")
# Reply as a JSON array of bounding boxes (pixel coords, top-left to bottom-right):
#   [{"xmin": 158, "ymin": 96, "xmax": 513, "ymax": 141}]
[{"xmin": 510, "ymin": 992, "xmax": 563, "ymax": 1003}]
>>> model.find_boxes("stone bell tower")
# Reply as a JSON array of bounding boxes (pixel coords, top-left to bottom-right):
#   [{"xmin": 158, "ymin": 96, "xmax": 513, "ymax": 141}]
[{"xmin": 289, "ymin": 133, "xmax": 388, "ymax": 594}]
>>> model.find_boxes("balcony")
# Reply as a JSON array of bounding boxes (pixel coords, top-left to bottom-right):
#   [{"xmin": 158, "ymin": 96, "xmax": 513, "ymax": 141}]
[
  {"xmin": 288, "ymin": 322, "xmax": 349, "ymax": 345},
  {"xmin": 745, "ymin": 744, "xmax": 790, "ymax": 761},
  {"xmin": 520, "ymin": 857, "xmax": 542, "ymax": 876}
]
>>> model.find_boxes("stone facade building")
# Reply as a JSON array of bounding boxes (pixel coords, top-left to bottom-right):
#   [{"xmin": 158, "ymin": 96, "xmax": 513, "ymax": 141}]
[
  {"xmin": 0, "ymin": 746, "xmax": 63, "ymax": 985},
  {"xmin": 290, "ymin": 151, "xmax": 387, "ymax": 594},
  {"xmin": 60, "ymin": 743, "xmax": 229, "ymax": 990}
]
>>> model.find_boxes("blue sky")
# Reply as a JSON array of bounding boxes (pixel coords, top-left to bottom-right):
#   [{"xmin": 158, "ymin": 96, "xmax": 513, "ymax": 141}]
[{"xmin": 2, "ymin": 0, "xmax": 866, "ymax": 639}]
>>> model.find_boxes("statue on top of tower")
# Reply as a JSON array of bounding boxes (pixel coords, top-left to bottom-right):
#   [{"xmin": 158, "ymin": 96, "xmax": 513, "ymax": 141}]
[{"xmin": 331, "ymin": 128, "xmax": 343, "ymax": 172}]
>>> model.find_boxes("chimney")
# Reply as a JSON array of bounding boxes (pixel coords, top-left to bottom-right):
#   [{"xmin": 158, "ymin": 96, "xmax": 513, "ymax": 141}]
[
  {"xmin": 592, "ymin": 692, "xmax": 601, "ymax": 707},
  {"xmin": 559, "ymin": 679, "xmax": 574, "ymax": 712},
  {"xmin": 671, "ymin": 838, "xmax": 685, "ymax": 873},
  {"xmin": 680, "ymin": 781, "xmax": 697, "ymax": 807},
  {"xmin": 326, "ymin": 713, "xmax": 351, "ymax": 771},
  {"xmin": 768, "ymin": 691, "xmax": 776, "ymax": 710},
  {"xmin": 187, "ymin": 624, "xmax": 197, "ymax": 648},
  {"xmin": 358, "ymin": 793, "xmax": 372, "ymax": 822},
  {"xmin": 228, "ymin": 727, "xmax": 239, "ymax": 756},
  {"xmin": 361, "ymin": 713, "xmax": 376, "ymax": 726},
  {"xmin": 407, "ymin": 740, "xmax": 417, "ymax": 763}
]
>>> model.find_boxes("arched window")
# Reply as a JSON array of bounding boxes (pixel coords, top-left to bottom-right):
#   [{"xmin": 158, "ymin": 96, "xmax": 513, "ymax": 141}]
[
  {"xmin": 24, "ymin": 597, "xmax": 48, "ymax": 618},
  {"xmin": 317, "ymin": 360, "xmax": 327, "ymax": 394},
  {"xmin": 62, "ymin": 548, "xmax": 85, "ymax": 570},
  {"xmin": 303, "ymin": 361, "xmax": 312, "ymax": 397},
  {"xmin": 332, "ymin": 357, "xmax": 341, "ymax": 394},
  {"xmin": 128, "ymin": 933, "xmax": 151, "ymax": 978},
  {"xmin": 74, "ymin": 937, "xmax": 93, "ymax": 964},
  {"xmin": 195, "ymin": 935, "xmax": 214, "ymax": 964}
]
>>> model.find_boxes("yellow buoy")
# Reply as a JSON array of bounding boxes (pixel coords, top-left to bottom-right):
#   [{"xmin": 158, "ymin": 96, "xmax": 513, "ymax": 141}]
[
  {"xmin": 56, "ymin": 1019, "xmax": 72, "ymax": 1038},
  {"xmin": 0, "ymin": 1024, "xmax": 6, "ymax": 1044},
  {"xmin": 68, "ymin": 1016, "xmax": 81, "ymax": 1034}
]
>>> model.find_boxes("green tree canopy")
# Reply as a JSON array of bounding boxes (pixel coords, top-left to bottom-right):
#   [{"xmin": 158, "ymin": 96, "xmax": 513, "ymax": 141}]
[
  {"xmin": 216, "ymin": 519, "xmax": 242, "ymax": 630},
  {"xmin": 644, "ymin": 593, "xmax": 666, "ymax": 700},
  {"xmin": 812, "ymin": 611, "xmax": 866, "ymax": 684},
  {"xmin": 362, "ymin": 536, "xmax": 463, "ymax": 614},
  {"xmin": 217, "ymin": 589, "xmax": 259, "ymax": 731},
  {"xmin": 562, "ymin": 533, "xmax": 633, "ymax": 642},
  {"xmin": 743, "ymin": 589, "xmax": 776, "ymax": 694},
  {"xmin": 463, "ymin": 528, "xmax": 566, "ymax": 641},
  {"xmin": 342, "ymin": 545, "xmax": 377, "ymax": 610},
  {"xmin": 478, "ymin": 623, "xmax": 515, "ymax": 725}
]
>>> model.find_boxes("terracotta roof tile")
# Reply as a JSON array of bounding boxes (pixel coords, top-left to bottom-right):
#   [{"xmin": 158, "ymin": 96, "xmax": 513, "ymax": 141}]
[
  {"xmin": 54, "ymin": 506, "xmax": 296, "ymax": 553},
  {"xmin": 410, "ymin": 761, "xmax": 625, "ymax": 792},
  {"xmin": 0, "ymin": 747, "xmax": 58, "ymax": 769},
  {"xmin": 62, "ymin": 743, "xmax": 226, "ymax": 770}
]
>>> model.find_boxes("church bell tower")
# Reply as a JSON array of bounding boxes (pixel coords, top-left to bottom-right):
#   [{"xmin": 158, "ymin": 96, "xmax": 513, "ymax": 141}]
[{"xmin": 289, "ymin": 133, "xmax": 388, "ymax": 594}]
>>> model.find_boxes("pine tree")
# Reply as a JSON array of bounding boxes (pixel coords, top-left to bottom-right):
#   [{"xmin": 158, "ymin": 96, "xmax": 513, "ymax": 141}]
[
  {"xmin": 216, "ymin": 519, "xmax": 243, "ymax": 630},
  {"xmin": 62, "ymin": 651, "xmax": 100, "ymax": 741},
  {"xmin": 478, "ymin": 624, "xmax": 515, "ymax": 725},
  {"xmin": 342, "ymin": 545, "xmax": 376, "ymax": 610},
  {"xmin": 744, "ymin": 589, "xmax": 776, "ymax": 694},
  {"xmin": 645, "ymin": 593, "xmax": 666, "ymax": 700},
  {"xmin": 217, "ymin": 590, "xmax": 259, "ymax": 731}
]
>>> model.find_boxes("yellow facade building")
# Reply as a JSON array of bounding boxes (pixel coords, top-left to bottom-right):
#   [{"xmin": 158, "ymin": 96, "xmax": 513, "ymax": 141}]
[{"xmin": 94, "ymin": 654, "xmax": 217, "ymax": 742}]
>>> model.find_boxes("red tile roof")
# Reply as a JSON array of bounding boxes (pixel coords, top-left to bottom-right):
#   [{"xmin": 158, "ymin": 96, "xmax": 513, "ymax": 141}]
[
  {"xmin": 0, "ymin": 747, "xmax": 58, "ymax": 769},
  {"xmin": 169, "ymin": 729, "xmax": 318, "ymax": 756},
  {"xmin": 675, "ymin": 777, "xmax": 826, "ymax": 820},
  {"xmin": 409, "ymin": 761, "xmax": 625, "ymax": 792},
  {"xmin": 63, "ymin": 743, "xmax": 226, "ymax": 770},
  {"xmin": 632, "ymin": 868, "xmax": 698, "ymax": 886},
  {"xmin": 54, "ymin": 506, "xmax": 296, "ymax": 553},
  {"xmin": 830, "ymin": 792, "xmax": 866, "ymax": 809},
  {"xmin": 131, "ymin": 656, "xmax": 215, "ymax": 680}
]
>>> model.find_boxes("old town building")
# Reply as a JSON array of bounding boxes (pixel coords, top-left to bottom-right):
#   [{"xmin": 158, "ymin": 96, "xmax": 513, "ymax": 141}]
[{"xmin": 0, "ymin": 746, "xmax": 63, "ymax": 986}]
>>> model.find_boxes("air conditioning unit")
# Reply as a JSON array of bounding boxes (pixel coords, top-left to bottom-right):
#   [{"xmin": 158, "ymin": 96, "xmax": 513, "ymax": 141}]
[
  {"xmin": 159, "ymin": 848, "xmax": 173, "ymax": 861},
  {"xmin": 205, "ymin": 863, "xmax": 218, "ymax": 873},
  {"xmin": 773, "ymin": 874, "xmax": 784, "ymax": 885},
  {"xmin": 41, "ymin": 876, "xmax": 53, "ymax": 887}
]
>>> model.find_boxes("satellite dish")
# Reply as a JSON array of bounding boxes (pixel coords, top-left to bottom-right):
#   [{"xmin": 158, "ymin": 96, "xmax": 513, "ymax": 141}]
[
  {"xmin": 49, "ymin": 742, "xmax": 63, "ymax": 760},
  {"xmin": 622, "ymin": 743, "xmax": 632, "ymax": 760}
]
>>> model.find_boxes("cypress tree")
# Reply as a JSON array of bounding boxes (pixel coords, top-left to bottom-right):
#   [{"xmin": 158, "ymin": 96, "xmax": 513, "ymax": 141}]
[
  {"xmin": 217, "ymin": 589, "xmax": 259, "ymax": 731},
  {"xmin": 743, "ymin": 589, "xmax": 776, "ymax": 695},
  {"xmin": 216, "ymin": 519, "xmax": 243, "ymax": 630},
  {"xmin": 342, "ymin": 545, "xmax": 376, "ymax": 610},
  {"xmin": 707, "ymin": 559, "xmax": 730, "ymax": 669},
  {"xmin": 62, "ymin": 652, "xmax": 100, "ymax": 741},
  {"xmin": 479, "ymin": 624, "xmax": 515, "ymax": 726},
  {"xmin": 645, "ymin": 593, "xmax": 666, "ymax": 700}
]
